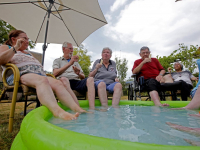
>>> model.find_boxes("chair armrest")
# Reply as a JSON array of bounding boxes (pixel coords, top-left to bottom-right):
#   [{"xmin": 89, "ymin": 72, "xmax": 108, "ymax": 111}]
[
  {"xmin": 2, "ymin": 63, "xmax": 20, "ymax": 87},
  {"xmin": 131, "ymin": 74, "xmax": 137, "ymax": 78},
  {"xmin": 46, "ymin": 74, "xmax": 56, "ymax": 79}
]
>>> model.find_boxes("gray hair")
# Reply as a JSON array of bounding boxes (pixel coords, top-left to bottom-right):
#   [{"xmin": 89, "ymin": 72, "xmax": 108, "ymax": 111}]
[
  {"xmin": 62, "ymin": 41, "xmax": 71, "ymax": 47},
  {"xmin": 102, "ymin": 47, "xmax": 112, "ymax": 55},
  {"xmin": 140, "ymin": 46, "xmax": 150, "ymax": 53},
  {"xmin": 174, "ymin": 62, "xmax": 183, "ymax": 70}
]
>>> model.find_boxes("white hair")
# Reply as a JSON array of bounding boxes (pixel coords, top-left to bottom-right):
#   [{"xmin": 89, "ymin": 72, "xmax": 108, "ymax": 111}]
[
  {"xmin": 102, "ymin": 47, "xmax": 112, "ymax": 55},
  {"xmin": 62, "ymin": 41, "xmax": 71, "ymax": 47}
]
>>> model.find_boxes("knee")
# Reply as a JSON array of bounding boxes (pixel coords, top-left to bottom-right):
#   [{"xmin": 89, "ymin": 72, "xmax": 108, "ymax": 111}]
[
  {"xmin": 163, "ymin": 74, "xmax": 172, "ymax": 79},
  {"xmin": 60, "ymin": 77, "xmax": 69, "ymax": 84},
  {"xmin": 98, "ymin": 81, "xmax": 106, "ymax": 89},
  {"xmin": 114, "ymin": 83, "xmax": 122, "ymax": 91},
  {"xmin": 37, "ymin": 76, "xmax": 50, "ymax": 86},
  {"xmin": 87, "ymin": 77, "xmax": 94, "ymax": 84}
]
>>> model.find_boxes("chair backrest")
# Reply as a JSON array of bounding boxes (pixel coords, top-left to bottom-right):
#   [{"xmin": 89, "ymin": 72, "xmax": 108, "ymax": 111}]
[{"xmin": 29, "ymin": 51, "xmax": 43, "ymax": 63}]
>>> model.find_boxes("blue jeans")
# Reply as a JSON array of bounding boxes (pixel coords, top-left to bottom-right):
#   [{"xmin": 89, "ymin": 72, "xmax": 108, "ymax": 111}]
[{"xmin": 94, "ymin": 80, "xmax": 118, "ymax": 93}]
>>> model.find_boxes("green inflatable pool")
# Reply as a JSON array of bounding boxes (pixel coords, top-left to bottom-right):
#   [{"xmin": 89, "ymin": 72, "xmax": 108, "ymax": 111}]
[{"xmin": 11, "ymin": 100, "xmax": 199, "ymax": 150}]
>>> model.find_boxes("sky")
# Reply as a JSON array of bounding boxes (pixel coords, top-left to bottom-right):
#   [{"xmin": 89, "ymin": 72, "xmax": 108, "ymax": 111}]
[{"xmin": 31, "ymin": 0, "xmax": 200, "ymax": 79}]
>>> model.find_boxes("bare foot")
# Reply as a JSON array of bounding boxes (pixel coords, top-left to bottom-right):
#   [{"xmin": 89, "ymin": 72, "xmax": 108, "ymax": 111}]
[
  {"xmin": 157, "ymin": 103, "xmax": 169, "ymax": 107},
  {"xmin": 189, "ymin": 114, "xmax": 200, "ymax": 118},
  {"xmin": 171, "ymin": 107, "xmax": 185, "ymax": 110},
  {"xmin": 112, "ymin": 105, "xmax": 120, "ymax": 108},
  {"xmin": 184, "ymin": 139, "xmax": 200, "ymax": 146},
  {"xmin": 76, "ymin": 108, "xmax": 94, "ymax": 114},
  {"xmin": 95, "ymin": 108, "xmax": 107, "ymax": 112},
  {"xmin": 55, "ymin": 111, "xmax": 79, "ymax": 120},
  {"xmin": 74, "ymin": 107, "xmax": 93, "ymax": 114}
]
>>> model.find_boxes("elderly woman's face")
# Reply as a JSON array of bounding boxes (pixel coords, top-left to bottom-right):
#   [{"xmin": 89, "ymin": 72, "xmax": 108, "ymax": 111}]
[
  {"xmin": 102, "ymin": 49, "xmax": 111, "ymax": 60},
  {"xmin": 14, "ymin": 33, "xmax": 29, "ymax": 50},
  {"xmin": 174, "ymin": 62, "xmax": 182, "ymax": 70}
]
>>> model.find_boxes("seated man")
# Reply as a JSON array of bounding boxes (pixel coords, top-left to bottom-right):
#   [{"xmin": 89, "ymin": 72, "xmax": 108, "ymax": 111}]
[
  {"xmin": 132, "ymin": 46, "xmax": 168, "ymax": 106},
  {"xmin": 161, "ymin": 62, "xmax": 197, "ymax": 100},
  {"xmin": 89, "ymin": 47, "xmax": 122, "ymax": 108},
  {"xmin": 53, "ymin": 42, "xmax": 95, "ymax": 109}
]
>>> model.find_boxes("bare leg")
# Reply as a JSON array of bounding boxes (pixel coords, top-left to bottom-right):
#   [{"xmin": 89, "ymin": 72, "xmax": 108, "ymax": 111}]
[
  {"xmin": 97, "ymin": 82, "xmax": 108, "ymax": 107},
  {"xmin": 166, "ymin": 122, "xmax": 200, "ymax": 136},
  {"xmin": 47, "ymin": 77, "xmax": 87, "ymax": 113},
  {"xmin": 86, "ymin": 77, "xmax": 95, "ymax": 109},
  {"xmin": 20, "ymin": 74, "xmax": 79, "ymax": 120},
  {"xmin": 189, "ymin": 114, "xmax": 200, "ymax": 118},
  {"xmin": 184, "ymin": 139, "xmax": 200, "ymax": 146},
  {"xmin": 185, "ymin": 87, "xmax": 200, "ymax": 109},
  {"xmin": 160, "ymin": 74, "xmax": 174, "ymax": 83},
  {"xmin": 60, "ymin": 77, "xmax": 79, "ymax": 106},
  {"xmin": 112, "ymin": 83, "xmax": 122, "ymax": 107},
  {"xmin": 149, "ymin": 90, "xmax": 169, "ymax": 106}
]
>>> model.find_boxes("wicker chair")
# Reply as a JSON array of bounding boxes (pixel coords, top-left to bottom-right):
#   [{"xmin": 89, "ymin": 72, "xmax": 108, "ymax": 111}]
[{"xmin": 0, "ymin": 63, "xmax": 54, "ymax": 132}]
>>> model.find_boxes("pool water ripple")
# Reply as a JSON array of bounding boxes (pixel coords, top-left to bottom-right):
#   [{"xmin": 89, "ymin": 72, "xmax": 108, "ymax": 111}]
[{"xmin": 48, "ymin": 105, "xmax": 200, "ymax": 146}]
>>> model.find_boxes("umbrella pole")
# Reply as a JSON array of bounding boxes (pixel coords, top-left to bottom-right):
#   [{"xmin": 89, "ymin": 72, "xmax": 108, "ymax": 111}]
[{"xmin": 42, "ymin": 0, "xmax": 54, "ymax": 66}]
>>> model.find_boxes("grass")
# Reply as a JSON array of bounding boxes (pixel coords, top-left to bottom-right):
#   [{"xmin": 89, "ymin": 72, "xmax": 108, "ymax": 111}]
[{"xmin": 0, "ymin": 102, "xmax": 36, "ymax": 150}]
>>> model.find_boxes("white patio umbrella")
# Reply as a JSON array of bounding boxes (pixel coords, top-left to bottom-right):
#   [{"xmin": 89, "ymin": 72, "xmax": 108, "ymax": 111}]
[{"xmin": 0, "ymin": 0, "xmax": 107, "ymax": 65}]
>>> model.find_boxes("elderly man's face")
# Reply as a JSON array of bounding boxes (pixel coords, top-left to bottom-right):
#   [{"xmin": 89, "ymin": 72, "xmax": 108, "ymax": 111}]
[
  {"xmin": 63, "ymin": 43, "xmax": 73, "ymax": 57},
  {"xmin": 102, "ymin": 49, "xmax": 111, "ymax": 60},
  {"xmin": 139, "ymin": 49, "xmax": 150, "ymax": 60},
  {"xmin": 174, "ymin": 62, "xmax": 182, "ymax": 71}
]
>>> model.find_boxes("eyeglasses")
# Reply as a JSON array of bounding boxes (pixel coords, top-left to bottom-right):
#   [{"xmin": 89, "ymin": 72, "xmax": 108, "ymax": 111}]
[
  {"xmin": 16, "ymin": 37, "xmax": 29, "ymax": 41},
  {"xmin": 64, "ymin": 47, "xmax": 73, "ymax": 50},
  {"xmin": 141, "ymin": 52, "xmax": 150, "ymax": 55}
]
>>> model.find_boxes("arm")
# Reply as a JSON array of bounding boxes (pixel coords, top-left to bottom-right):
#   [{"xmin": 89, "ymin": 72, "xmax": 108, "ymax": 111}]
[
  {"xmin": 53, "ymin": 62, "xmax": 72, "ymax": 77},
  {"xmin": 53, "ymin": 56, "xmax": 78, "ymax": 77},
  {"xmin": 0, "ymin": 39, "xmax": 23, "ymax": 65},
  {"xmin": 115, "ymin": 78, "xmax": 119, "ymax": 82},
  {"xmin": 155, "ymin": 69, "xmax": 165, "ymax": 82},
  {"xmin": 191, "ymin": 76, "xmax": 198, "ymax": 81},
  {"xmin": 132, "ymin": 58, "xmax": 151, "ymax": 74},
  {"xmin": 72, "ymin": 65, "xmax": 85, "ymax": 79},
  {"xmin": 89, "ymin": 60, "xmax": 102, "ymax": 77}
]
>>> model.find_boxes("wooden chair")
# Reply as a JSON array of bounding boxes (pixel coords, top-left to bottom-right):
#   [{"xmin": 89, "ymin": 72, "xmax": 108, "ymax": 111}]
[{"xmin": 0, "ymin": 63, "xmax": 53, "ymax": 132}]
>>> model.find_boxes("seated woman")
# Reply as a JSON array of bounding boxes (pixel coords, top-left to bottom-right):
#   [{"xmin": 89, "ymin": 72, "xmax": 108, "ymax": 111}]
[
  {"xmin": 0, "ymin": 30, "xmax": 88, "ymax": 120},
  {"xmin": 160, "ymin": 62, "xmax": 197, "ymax": 101}
]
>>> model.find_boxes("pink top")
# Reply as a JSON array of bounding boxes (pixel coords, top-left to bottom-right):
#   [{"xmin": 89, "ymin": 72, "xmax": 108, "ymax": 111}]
[
  {"xmin": 1, "ymin": 50, "xmax": 44, "ymax": 77},
  {"xmin": 9, "ymin": 50, "xmax": 42, "ymax": 68}
]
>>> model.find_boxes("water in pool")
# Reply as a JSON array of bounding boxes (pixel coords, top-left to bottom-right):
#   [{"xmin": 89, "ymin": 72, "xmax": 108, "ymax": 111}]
[{"xmin": 48, "ymin": 105, "xmax": 200, "ymax": 146}]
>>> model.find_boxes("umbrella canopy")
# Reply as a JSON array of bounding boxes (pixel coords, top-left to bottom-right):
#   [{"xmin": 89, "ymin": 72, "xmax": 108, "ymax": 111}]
[{"xmin": 0, "ymin": 0, "xmax": 107, "ymax": 64}]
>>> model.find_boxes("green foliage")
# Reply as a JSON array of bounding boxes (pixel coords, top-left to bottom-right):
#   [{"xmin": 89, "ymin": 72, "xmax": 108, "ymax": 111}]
[
  {"xmin": 157, "ymin": 44, "xmax": 200, "ymax": 73},
  {"xmin": 0, "ymin": 19, "xmax": 35, "ymax": 49},
  {"xmin": 73, "ymin": 44, "xmax": 92, "ymax": 77},
  {"xmin": 115, "ymin": 57, "xmax": 128, "ymax": 93}
]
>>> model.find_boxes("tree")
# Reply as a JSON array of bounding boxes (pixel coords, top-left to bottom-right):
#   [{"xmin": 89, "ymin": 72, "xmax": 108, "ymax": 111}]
[
  {"xmin": 0, "ymin": 19, "xmax": 36, "ymax": 49},
  {"xmin": 73, "ymin": 44, "xmax": 92, "ymax": 77},
  {"xmin": 115, "ymin": 57, "xmax": 128, "ymax": 94},
  {"xmin": 157, "ymin": 44, "xmax": 200, "ymax": 73}
]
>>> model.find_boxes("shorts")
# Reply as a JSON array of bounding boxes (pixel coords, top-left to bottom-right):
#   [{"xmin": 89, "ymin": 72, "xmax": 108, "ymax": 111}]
[
  {"xmin": 69, "ymin": 78, "xmax": 88, "ymax": 95},
  {"xmin": 190, "ymin": 85, "xmax": 200, "ymax": 98},
  {"xmin": 6, "ymin": 72, "xmax": 46, "ymax": 86},
  {"xmin": 94, "ymin": 80, "xmax": 118, "ymax": 93}
]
